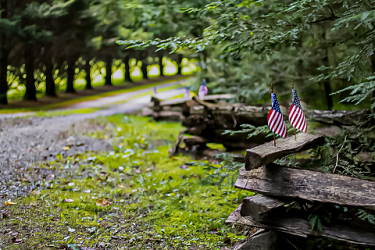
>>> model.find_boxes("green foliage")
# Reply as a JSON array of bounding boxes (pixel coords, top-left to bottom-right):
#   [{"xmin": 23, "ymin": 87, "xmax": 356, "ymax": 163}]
[
  {"xmin": 223, "ymin": 122, "xmax": 296, "ymax": 139},
  {"xmin": 308, "ymin": 210, "xmax": 332, "ymax": 231},
  {"xmin": 314, "ymin": 124, "xmax": 375, "ymax": 180},
  {"xmin": 357, "ymin": 209, "xmax": 375, "ymax": 226},
  {"xmin": 119, "ymin": 0, "xmax": 375, "ymax": 109}
]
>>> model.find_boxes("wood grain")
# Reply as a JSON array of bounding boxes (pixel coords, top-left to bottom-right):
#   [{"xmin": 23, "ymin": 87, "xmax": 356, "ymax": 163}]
[
  {"xmin": 236, "ymin": 164, "xmax": 375, "ymax": 210},
  {"xmin": 245, "ymin": 133, "xmax": 325, "ymax": 170},
  {"xmin": 227, "ymin": 203, "xmax": 375, "ymax": 246},
  {"xmin": 241, "ymin": 195, "xmax": 286, "ymax": 219}
]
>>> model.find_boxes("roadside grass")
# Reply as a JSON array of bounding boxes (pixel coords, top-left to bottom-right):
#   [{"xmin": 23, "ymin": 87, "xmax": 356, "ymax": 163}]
[{"xmin": 0, "ymin": 115, "xmax": 251, "ymax": 249}]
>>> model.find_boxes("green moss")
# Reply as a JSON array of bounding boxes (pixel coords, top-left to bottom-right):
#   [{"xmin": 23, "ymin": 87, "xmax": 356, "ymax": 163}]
[{"xmin": 0, "ymin": 115, "xmax": 250, "ymax": 249}]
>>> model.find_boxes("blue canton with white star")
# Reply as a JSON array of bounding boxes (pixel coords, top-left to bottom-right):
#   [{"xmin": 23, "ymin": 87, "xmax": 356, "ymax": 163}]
[
  {"xmin": 271, "ymin": 93, "xmax": 282, "ymax": 113},
  {"xmin": 292, "ymin": 90, "xmax": 303, "ymax": 109}
]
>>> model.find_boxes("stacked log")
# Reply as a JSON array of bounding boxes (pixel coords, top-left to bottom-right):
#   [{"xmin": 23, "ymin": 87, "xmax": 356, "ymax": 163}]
[
  {"xmin": 142, "ymin": 94, "xmax": 234, "ymax": 122},
  {"xmin": 226, "ymin": 124, "xmax": 375, "ymax": 249}
]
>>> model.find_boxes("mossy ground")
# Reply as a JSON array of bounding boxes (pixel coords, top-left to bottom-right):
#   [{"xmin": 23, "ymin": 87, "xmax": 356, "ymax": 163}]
[{"xmin": 0, "ymin": 115, "xmax": 252, "ymax": 250}]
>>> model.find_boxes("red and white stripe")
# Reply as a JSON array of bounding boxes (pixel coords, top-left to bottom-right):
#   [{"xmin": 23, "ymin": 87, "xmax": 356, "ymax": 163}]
[
  {"xmin": 288, "ymin": 105, "xmax": 307, "ymax": 132},
  {"xmin": 267, "ymin": 109, "xmax": 287, "ymax": 138}
]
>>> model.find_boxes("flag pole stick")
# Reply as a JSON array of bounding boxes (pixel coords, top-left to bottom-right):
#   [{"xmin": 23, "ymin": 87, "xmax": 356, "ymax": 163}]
[
  {"xmin": 292, "ymin": 80, "xmax": 296, "ymax": 141},
  {"xmin": 271, "ymin": 83, "xmax": 276, "ymax": 146}
]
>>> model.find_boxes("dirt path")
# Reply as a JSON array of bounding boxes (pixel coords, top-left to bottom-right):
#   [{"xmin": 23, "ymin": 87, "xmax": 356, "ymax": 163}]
[{"xmin": 0, "ymin": 79, "xmax": 188, "ymax": 204}]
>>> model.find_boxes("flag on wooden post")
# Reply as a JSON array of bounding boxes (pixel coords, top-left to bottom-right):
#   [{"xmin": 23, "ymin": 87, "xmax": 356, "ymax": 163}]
[
  {"xmin": 198, "ymin": 79, "xmax": 208, "ymax": 99},
  {"xmin": 268, "ymin": 92, "xmax": 287, "ymax": 138},
  {"xmin": 288, "ymin": 89, "xmax": 307, "ymax": 133},
  {"xmin": 184, "ymin": 86, "xmax": 190, "ymax": 98}
]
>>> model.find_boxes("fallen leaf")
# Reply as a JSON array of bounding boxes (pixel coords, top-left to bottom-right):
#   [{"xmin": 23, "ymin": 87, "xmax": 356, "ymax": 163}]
[
  {"xmin": 31, "ymin": 190, "xmax": 41, "ymax": 195},
  {"xmin": 96, "ymin": 198, "xmax": 112, "ymax": 207},
  {"xmin": 64, "ymin": 199, "xmax": 74, "ymax": 203},
  {"xmin": 118, "ymin": 185, "xmax": 125, "ymax": 189},
  {"xmin": 5, "ymin": 200, "xmax": 16, "ymax": 206},
  {"xmin": 67, "ymin": 243, "xmax": 79, "ymax": 250},
  {"xmin": 63, "ymin": 146, "xmax": 70, "ymax": 151},
  {"xmin": 12, "ymin": 237, "xmax": 23, "ymax": 243}
]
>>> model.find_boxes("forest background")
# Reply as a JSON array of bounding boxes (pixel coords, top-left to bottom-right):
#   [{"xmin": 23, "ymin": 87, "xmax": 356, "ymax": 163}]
[{"xmin": 1, "ymin": 0, "xmax": 374, "ymax": 111}]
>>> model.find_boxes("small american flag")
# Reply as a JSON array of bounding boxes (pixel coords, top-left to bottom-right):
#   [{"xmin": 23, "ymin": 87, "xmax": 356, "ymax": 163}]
[
  {"xmin": 184, "ymin": 87, "xmax": 190, "ymax": 98},
  {"xmin": 198, "ymin": 79, "xmax": 208, "ymax": 99},
  {"xmin": 268, "ymin": 93, "xmax": 287, "ymax": 138},
  {"xmin": 288, "ymin": 89, "xmax": 307, "ymax": 132}
]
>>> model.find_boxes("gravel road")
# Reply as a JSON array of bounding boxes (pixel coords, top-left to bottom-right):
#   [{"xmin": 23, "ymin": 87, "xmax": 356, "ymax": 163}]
[{"xmin": 0, "ymin": 80, "xmax": 187, "ymax": 206}]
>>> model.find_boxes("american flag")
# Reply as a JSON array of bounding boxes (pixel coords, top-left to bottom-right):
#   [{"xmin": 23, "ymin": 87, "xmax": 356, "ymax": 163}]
[
  {"xmin": 198, "ymin": 79, "xmax": 208, "ymax": 99},
  {"xmin": 288, "ymin": 89, "xmax": 307, "ymax": 132},
  {"xmin": 184, "ymin": 86, "xmax": 190, "ymax": 98},
  {"xmin": 268, "ymin": 93, "xmax": 287, "ymax": 138}
]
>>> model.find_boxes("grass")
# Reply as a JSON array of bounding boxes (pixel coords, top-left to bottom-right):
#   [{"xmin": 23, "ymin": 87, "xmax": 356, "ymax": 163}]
[{"xmin": 0, "ymin": 115, "xmax": 251, "ymax": 249}]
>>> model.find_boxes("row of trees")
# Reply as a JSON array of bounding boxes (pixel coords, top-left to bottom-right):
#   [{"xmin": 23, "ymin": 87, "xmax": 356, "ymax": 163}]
[
  {"xmin": 123, "ymin": 0, "xmax": 375, "ymax": 111},
  {"xmin": 0, "ymin": 0, "xmax": 189, "ymax": 105}
]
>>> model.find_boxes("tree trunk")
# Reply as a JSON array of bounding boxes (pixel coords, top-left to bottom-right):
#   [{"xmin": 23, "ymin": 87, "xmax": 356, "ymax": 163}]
[
  {"xmin": 66, "ymin": 58, "xmax": 76, "ymax": 93},
  {"xmin": 371, "ymin": 54, "xmax": 375, "ymax": 100},
  {"xmin": 85, "ymin": 60, "xmax": 92, "ymax": 89},
  {"xmin": 141, "ymin": 59, "xmax": 148, "ymax": 80},
  {"xmin": 158, "ymin": 55, "xmax": 164, "ymax": 77},
  {"xmin": 105, "ymin": 57, "xmax": 112, "ymax": 86},
  {"xmin": 45, "ymin": 57, "xmax": 56, "ymax": 97},
  {"xmin": 322, "ymin": 31, "xmax": 333, "ymax": 110},
  {"xmin": 124, "ymin": 55, "xmax": 132, "ymax": 82},
  {"xmin": 23, "ymin": 43, "xmax": 37, "ymax": 101},
  {"xmin": 0, "ymin": 0, "xmax": 8, "ymax": 105},
  {"xmin": 202, "ymin": 50, "xmax": 209, "ymax": 83},
  {"xmin": 177, "ymin": 54, "xmax": 183, "ymax": 75}
]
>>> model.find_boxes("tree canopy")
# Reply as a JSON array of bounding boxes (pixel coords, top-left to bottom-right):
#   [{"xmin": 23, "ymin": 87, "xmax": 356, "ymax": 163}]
[{"xmin": 120, "ymin": 0, "xmax": 375, "ymax": 110}]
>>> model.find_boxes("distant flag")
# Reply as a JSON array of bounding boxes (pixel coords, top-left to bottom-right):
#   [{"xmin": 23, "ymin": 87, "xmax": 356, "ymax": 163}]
[
  {"xmin": 268, "ymin": 92, "xmax": 287, "ymax": 138},
  {"xmin": 153, "ymin": 87, "xmax": 157, "ymax": 94},
  {"xmin": 184, "ymin": 86, "xmax": 190, "ymax": 98},
  {"xmin": 198, "ymin": 79, "xmax": 208, "ymax": 99},
  {"xmin": 288, "ymin": 89, "xmax": 307, "ymax": 133}
]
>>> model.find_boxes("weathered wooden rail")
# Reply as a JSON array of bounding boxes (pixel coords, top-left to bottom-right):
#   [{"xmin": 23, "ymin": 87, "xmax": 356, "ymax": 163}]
[
  {"xmin": 225, "ymin": 111, "xmax": 375, "ymax": 249},
  {"xmin": 150, "ymin": 96, "xmax": 374, "ymax": 247}
]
